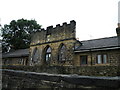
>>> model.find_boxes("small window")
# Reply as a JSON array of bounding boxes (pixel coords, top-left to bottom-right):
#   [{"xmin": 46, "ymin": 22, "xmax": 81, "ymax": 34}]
[
  {"xmin": 97, "ymin": 55, "xmax": 102, "ymax": 64},
  {"xmin": 103, "ymin": 54, "xmax": 107, "ymax": 63},
  {"xmin": 96, "ymin": 54, "xmax": 107, "ymax": 64},
  {"xmin": 18, "ymin": 58, "xmax": 23, "ymax": 65},
  {"xmin": 80, "ymin": 55, "xmax": 88, "ymax": 65}
]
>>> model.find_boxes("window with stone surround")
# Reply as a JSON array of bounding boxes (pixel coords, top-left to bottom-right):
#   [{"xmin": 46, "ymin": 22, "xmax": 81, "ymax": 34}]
[
  {"xmin": 58, "ymin": 44, "xmax": 66, "ymax": 62},
  {"xmin": 96, "ymin": 54, "xmax": 107, "ymax": 64},
  {"xmin": 80, "ymin": 55, "xmax": 88, "ymax": 65}
]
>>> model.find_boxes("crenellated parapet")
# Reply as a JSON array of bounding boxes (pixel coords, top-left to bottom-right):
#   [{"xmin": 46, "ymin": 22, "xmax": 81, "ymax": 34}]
[{"xmin": 31, "ymin": 20, "xmax": 76, "ymax": 45}]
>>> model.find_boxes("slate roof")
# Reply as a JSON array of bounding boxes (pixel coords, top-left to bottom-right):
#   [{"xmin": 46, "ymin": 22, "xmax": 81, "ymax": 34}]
[
  {"xmin": 2, "ymin": 36, "xmax": 120, "ymax": 57},
  {"xmin": 2, "ymin": 48, "xmax": 29, "ymax": 58},
  {"xmin": 75, "ymin": 36, "xmax": 120, "ymax": 52}
]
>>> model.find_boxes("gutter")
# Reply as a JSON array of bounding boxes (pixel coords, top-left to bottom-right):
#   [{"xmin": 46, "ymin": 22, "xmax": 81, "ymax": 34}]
[
  {"xmin": 74, "ymin": 46, "xmax": 120, "ymax": 53},
  {"xmin": 2, "ymin": 54, "xmax": 29, "ymax": 58}
]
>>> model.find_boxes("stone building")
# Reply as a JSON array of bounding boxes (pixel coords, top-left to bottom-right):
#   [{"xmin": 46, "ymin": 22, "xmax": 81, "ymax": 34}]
[
  {"xmin": 2, "ymin": 20, "xmax": 120, "ymax": 68},
  {"xmin": 29, "ymin": 20, "xmax": 120, "ymax": 67}
]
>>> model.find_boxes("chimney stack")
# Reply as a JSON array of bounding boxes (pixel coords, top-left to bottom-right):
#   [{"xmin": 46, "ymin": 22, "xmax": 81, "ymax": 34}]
[
  {"xmin": 116, "ymin": 1, "xmax": 120, "ymax": 46},
  {"xmin": 118, "ymin": 1, "xmax": 120, "ymax": 28}
]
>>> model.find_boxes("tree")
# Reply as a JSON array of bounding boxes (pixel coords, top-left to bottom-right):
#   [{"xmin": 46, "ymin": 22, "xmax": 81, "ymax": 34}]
[{"xmin": 2, "ymin": 19, "xmax": 41, "ymax": 52}]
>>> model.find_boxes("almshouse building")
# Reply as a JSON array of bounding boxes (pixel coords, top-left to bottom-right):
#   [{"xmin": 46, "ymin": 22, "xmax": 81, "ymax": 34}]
[{"xmin": 2, "ymin": 20, "xmax": 120, "ymax": 68}]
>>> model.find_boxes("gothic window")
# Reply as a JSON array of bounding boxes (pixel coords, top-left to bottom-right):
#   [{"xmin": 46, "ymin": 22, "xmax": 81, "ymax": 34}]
[
  {"xmin": 59, "ymin": 44, "xmax": 66, "ymax": 61},
  {"xmin": 32, "ymin": 48, "xmax": 39, "ymax": 63},
  {"xmin": 45, "ymin": 46, "xmax": 51, "ymax": 64}
]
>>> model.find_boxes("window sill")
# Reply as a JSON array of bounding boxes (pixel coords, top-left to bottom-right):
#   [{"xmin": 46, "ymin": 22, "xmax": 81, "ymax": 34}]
[
  {"xmin": 94, "ymin": 63, "xmax": 110, "ymax": 66},
  {"xmin": 80, "ymin": 64, "xmax": 88, "ymax": 66}
]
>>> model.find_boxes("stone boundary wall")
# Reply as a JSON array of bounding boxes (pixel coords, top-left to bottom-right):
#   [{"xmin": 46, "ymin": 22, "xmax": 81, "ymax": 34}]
[
  {"xmin": 2, "ymin": 69, "xmax": 120, "ymax": 89},
  {"xmin": 2, "ymin": 65, "xmax": 120, "ymax": 76}
]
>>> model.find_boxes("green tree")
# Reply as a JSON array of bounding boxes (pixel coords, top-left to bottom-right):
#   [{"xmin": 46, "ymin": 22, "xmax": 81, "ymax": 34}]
[{"xmin": 2, "ymin": 19, "xmax": 41, "ymax": 52}]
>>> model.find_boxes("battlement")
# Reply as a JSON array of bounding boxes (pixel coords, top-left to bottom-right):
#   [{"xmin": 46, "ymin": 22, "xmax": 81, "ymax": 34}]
[
  {"xmin": 31, "ymin": 20, "xmax": 76, "ymax": 45},
  {"xmin": 41, "ymin": 20, "xmax": 76, "ymax": 32}
]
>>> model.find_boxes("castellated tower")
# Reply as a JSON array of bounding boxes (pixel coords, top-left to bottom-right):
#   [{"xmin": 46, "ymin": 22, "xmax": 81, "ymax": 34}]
[
  {"xmin": 29, "ymin": 20, "xmax": 79, "ymax": 66},
  {"xmin": 31, "ymin": 20, "xmax": 76, "ymax": 45}
]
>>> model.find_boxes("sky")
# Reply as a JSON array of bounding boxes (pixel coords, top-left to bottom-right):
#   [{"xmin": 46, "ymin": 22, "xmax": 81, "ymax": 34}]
[{"xmin": 0, "ymin": 0, "xmax": 119, "ymax": 41}]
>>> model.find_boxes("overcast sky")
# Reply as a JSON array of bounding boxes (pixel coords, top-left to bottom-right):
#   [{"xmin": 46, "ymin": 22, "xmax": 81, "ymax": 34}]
[{"xmin": 0, "ymin": 0, "xmax": 119, "ymax": 41}]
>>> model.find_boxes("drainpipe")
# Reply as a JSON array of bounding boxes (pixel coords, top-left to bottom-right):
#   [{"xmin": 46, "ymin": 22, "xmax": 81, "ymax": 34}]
[{"xmin": 90, "ymin": 49, "xmax": 93, "ymax": 66}]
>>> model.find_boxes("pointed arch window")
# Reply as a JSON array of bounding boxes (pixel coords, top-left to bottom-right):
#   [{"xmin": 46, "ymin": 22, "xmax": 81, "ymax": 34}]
[
  {"xmin": 45, "ymin": 46, "xmax": 52, "ymax": 64},
  {"xmin": 59, "ymin": 44, "xmax": 66, "ymax": 61},
  {"xmin": 32, "ymin": 48, "xmax": 39, "ymax": 63}
]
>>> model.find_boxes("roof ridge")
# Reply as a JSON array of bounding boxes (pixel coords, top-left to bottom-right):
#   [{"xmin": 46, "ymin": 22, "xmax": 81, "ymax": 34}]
[
  {"xmin": 81, "ymin": 36, "xmax": 117, "ymax": 42},
  {"xmin": 4, "ymin": 48, "xmax": 29, "ymax": 54}
]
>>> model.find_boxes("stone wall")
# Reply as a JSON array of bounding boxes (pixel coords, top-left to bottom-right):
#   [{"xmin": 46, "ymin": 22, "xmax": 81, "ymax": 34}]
[{"xmin": 2, "ymin": 69, "xmax": 120, "ymax": 89}]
